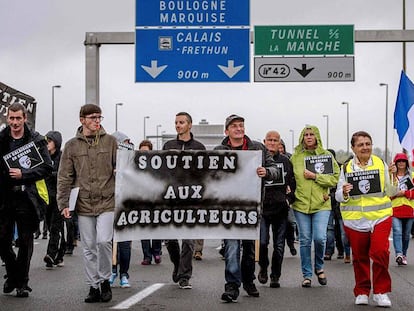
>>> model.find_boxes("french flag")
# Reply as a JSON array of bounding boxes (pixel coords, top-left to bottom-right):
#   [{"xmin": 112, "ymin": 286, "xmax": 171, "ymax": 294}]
[{"xmin": 394, "ymin": 71, "xmax": 414, "ymax": 152}]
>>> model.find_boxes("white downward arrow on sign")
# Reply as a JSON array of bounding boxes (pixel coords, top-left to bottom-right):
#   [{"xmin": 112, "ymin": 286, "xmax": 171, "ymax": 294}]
[
  {"xmin": 141, "ymin": 60, "xmax": 168, "ymax": 79},
  {"xmin": 218, "ymin": 60, "xmax": 244, "ymax": 78}
]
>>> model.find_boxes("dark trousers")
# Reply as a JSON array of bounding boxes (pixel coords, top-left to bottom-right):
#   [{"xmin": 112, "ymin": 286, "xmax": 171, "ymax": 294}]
[
  {"xmin": 259, "ymin": 214, "xmax": 287, "ymax": 279},
  {"xmin": 65, "ymin": 211, "xmax": 78, "ymax": 251},
  {"xmin": 285, "ymin": 208, "xmax": 297, "ymax": 248},
  {"xmin": 166, "ymin": 239, "xmax": 194, "ymax": 280},
  {"xmin": 45, "ymin": 198, "xmax": 66, "ymax": 261},
  {"xmin": 0, "ymin": 191, "xmax": 39, "ymax": 288},
  {"xmin": 141, "ymin": 240, "xmax": 161, "ymax": 262},
  {"xmin": 113, "ymin": 241, "xmax": 132, "ymax": 277}
]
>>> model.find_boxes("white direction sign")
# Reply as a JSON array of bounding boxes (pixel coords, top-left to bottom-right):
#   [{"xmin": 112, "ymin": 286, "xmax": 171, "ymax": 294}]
[{"xmin": 254, "ymin": 56, "xmax": 354, "ymax": 82}]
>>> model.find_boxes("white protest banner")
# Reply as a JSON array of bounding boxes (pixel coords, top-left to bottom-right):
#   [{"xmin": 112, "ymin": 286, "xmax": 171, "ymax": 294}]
[
  {"xmin": 0, "ymin": 81, "xmax": 37, "ymax": 130},
  {"xmin": 114, "ymin": 150, "xmax": 262, "ymax": 242}
]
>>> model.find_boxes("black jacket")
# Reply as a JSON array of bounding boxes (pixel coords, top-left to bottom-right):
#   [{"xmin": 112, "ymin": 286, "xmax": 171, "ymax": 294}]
[
  {"xmin": 262, "ymin": 151, "xmax": 296, "ymax": 217},
  {"xmin": 0, "ymin": 124, "xmax": 53, "ymax": 220},
  {"xmin": 163, "ymin": 133, "xmax": 206, "ymax": 151},
  {"xmin": 45, "ymin": 131, "xmax": 62, "ymax": 198},
  {"xmin": 214, "ymin": 135, "xmax": 278, "ymax": 183}
]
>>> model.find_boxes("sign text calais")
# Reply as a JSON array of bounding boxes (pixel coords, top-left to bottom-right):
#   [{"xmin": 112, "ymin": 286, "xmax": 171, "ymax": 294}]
[{"xmin": 135, "ymin": 0, "xmax": 250, "ymax": 82}]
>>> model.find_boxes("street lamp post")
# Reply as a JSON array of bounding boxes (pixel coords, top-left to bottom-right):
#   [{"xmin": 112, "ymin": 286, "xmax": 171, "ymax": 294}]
[
  {"xmin": 323, "ymin": 114, "xmax": 329, "ymax": 149},
  {"xmin": 115, "ymin": 103, "xmax": 123, "ymax": 131},
  {"xmin": 342, "ymin": 102, "xmax": 350, "ymax": 155},
  {"xmin": 380, "ymin": 83, "xmax": 389, "ymax": 163},
  {"xmin": 289, "ymin": 129, "xmax": 294, "ymax": 153},
  {"xmin": 156, "ymin": 124, "xmax": 162, "ymax": 150},
  {"xmin": 51, "ymin": 85, "xmax": 61, "ymax": 131},
  {"xmin": 143, "ymin": 116, "xmax": 150, "ymax": 139}
]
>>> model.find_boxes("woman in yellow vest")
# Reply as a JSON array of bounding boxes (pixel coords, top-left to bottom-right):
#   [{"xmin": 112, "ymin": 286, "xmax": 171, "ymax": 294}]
[
  {"xmin": 390, "ymin": 153, "xmax": 414, "ymax": 266},
  {"xmin": 335, "ymin": 131, "xmax": 397, "ymax": 307}
]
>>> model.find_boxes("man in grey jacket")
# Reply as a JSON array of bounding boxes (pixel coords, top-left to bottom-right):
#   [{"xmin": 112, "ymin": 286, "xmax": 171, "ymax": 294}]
[{"xmin": 57, "ymin": 104, "xmax": 117, "ymax": 303}]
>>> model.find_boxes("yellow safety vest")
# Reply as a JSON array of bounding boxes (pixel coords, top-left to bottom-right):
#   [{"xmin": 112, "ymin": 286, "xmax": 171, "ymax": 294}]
[
  {"xmin": 35, "ymin": 179, "xmax": 49, "ymax": 205},
  {"xmin": 392, "ymin": 174, "xmax": 414, "ymax": 208},
  {"xmin": 341, "ymin": 155, "xmax": 392, "ymax": 220}
]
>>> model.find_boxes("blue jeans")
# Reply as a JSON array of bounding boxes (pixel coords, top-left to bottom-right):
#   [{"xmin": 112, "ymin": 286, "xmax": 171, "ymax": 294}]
[
  {"xmin": 112, "ymin": 241, "xmax": 131, "ymax": 278},
  {"xmin": 392, "ymin": 217, "xmax": 414, "ymax": 256},
  {"xmin": 294, "ymin": 210, "xmax": 330, "ymax": 279},
  {"xmin": 224, "ymin": 239, "xmax": 255, "ymax": 287},
  {"xmin": 141, "ymin": 240, "xmax": 162, "ymax": 262},
  {"xmin": 326, "ymin": 211, "xmax": 350, "ymax": 256}
]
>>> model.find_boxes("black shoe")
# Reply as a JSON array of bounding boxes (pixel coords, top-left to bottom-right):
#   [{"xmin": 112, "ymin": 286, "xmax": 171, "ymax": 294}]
[
  {"xmin": 270, "ymin": 276, "xmax": 280, "ymax": 288},
  {"xmin": 15, "ymin": 288, "xmax": 29, "ymax": 298},
  {"xmin": 172, "ymin": 264, "xmax": 180, "ymax": 283},
  {"xmin": 218, "ymin": 247, "xmax": 225, "ymax": 258},
  {"xmin": 178, "ymin": 278, "xmax": 192, "ymax": 289},
  {"xmin": 324, "ymin": 254, "xmax": 332, "ymax": 260},
  {"xmin": 65, "ymin": 249, "xmax": 73, "ymax": 255},
  {"xmin": 3, "ymin": 279, "xmax": 16, "ymax": 294},
  {"xmin": 100, "ymin": 280, "xmax": 112, "ymax": 302},
  {"xmin": 290, "ymin": 246, "xmax": 297, "ymax": 256},
  {"xmin": 221, "ymin": 283, "xmax": 239, "ymax": 303},
  {"xmin": 243, "ymin": 282, "xmax": 259, "ymax": 297},
  {"xmin": 315, "ymin": 270, "xmax": 327, "ymax": 286},
  {"xmin": 44, "ymin": 254, "xmax": 55, "ymax": 269},
  {"xmin": 337, "ymin": 253, "xmax": 344, "ymax": 259},
  {"xmin": 257, "ymin": 269, "xmax": 268, "ymax": 284},
  {"xmin": 42, "ymin": 235, "xmax": 48, "ymax": 239},
  {"xmin": 85, "ymin": 286, "xmax": 101, "ymax": 303}
]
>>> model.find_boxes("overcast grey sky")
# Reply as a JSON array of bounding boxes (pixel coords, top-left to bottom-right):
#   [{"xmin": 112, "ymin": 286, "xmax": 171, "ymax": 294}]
[{"xmin": 1, "ymin": 0, "xmax": 413, "ymax": 154}]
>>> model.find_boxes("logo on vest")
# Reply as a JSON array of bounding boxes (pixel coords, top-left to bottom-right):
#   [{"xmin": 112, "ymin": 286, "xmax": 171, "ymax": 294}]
[{"xmin": 358, "ymin": 179, "xmax": 370, "ymax": 194}]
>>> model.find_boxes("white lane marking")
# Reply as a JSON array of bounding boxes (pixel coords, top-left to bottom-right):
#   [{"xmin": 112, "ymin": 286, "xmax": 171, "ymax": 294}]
[{"xmin": 111, "ymin": 283, "xmax": 165, "ymax": 310}]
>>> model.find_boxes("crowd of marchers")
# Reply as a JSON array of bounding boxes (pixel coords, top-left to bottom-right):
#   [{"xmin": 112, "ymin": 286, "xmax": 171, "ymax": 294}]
[{"xmin": 1, "ymin": 104, "xmax": 414, "ymax": 309}]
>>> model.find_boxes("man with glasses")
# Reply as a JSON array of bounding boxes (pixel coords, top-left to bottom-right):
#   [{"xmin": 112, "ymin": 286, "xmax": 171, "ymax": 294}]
[{"xmin": 57, "ymin": 104, "xmax": 117, "ymax": 303}]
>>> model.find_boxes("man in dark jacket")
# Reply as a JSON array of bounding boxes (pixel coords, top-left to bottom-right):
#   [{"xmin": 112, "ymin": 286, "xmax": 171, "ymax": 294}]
[
  {"xmin": 258, "ymin": 130, "xmax": 296, "ymax": 288},
  {"xmin": 43, "ymin": 131, "xmax": 66, "ymax": 268},
  {"xmin": 163, "ymin": 112, "xmax": 206, "ymax": 290},
  {"xmin": 0, "ymin": 103, "xmax": 53, "ymax": 298},
  {"xmin": 215, "ymin": 114, "xmax": 278, "ymax": 303}
]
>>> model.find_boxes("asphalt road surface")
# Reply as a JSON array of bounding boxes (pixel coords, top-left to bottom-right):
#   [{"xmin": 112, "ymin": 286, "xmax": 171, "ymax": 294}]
[{"xmin": 1, "ymin": 236, "xmax": 414, "ymax": 310}]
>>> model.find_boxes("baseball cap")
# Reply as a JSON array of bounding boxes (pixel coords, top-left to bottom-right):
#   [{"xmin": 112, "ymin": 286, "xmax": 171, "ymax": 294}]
[{"xmin": 225, "ymin": 114, "xmax": 244, "ymax": 129}]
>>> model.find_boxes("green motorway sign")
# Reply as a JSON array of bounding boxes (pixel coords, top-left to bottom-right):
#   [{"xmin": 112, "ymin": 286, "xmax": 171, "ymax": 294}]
[{"xmin": 254, "ymin": 25, "xmax": 354, "ymax": 55}]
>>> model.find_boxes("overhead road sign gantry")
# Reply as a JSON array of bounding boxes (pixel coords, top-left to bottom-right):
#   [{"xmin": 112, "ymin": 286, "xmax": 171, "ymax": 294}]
[
  {"xmin": 254, "ymin": 56, "xmax": 354, "ymax": 82},
  {"xmin": 135, "ymin": 0, "xmax": 250, "ymax": 82},
  {"xmin": 254, "ymin": 25, "xmax": 354, "ymax": 55}
]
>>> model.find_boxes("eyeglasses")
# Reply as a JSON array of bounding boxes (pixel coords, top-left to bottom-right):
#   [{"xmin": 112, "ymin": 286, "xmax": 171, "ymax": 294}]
[{"xmin": 84, "ymin": 116, "xmax": 104, "ymax": 121}]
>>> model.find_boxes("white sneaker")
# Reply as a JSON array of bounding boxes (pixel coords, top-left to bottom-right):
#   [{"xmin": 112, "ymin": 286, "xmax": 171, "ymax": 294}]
[
  {"xmin": 373, "ymin": 293, "xmax": 391, "ymax": 307},
  {"xmin": 355, "ymin": 294, "xmax": 369, "ymax": 305}
]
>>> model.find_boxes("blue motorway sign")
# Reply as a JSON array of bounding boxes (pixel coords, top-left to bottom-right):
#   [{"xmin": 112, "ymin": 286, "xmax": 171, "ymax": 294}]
[
  {"xmin": 135, "ymin": 28, "xmax": 250, "ymax": 82},
  {"xmin": 136, "ymin": 0, "xmax": 250, "ymax": 27}
]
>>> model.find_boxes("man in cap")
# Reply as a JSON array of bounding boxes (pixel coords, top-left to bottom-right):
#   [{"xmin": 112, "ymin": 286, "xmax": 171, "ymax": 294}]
[{"xmin": 214, "ymin": 114, "xmax": 278, "ymax": 302}]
